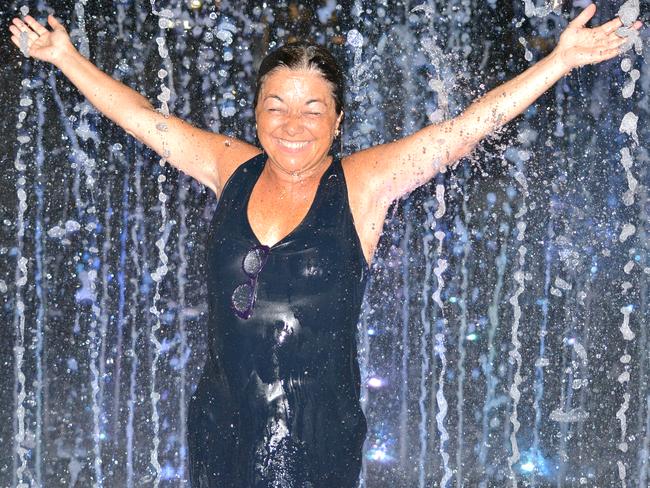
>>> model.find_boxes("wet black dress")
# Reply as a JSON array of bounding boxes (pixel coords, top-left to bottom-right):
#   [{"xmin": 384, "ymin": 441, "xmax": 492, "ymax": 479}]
[{"xmin": 188, "ymin": 153, "xmax": 370, "ymax": 487}]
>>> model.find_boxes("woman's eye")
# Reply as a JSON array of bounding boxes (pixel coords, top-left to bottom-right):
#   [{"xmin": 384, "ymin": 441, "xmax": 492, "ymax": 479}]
[{"xmin": 307, "ymin": 112, "xmax": 321, "ymax": 116}]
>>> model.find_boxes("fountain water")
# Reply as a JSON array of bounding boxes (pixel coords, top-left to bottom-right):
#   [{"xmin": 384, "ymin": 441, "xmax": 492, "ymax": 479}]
[{"xmin": 0, "ymin": 1, "xmax": 647, "ymax": 487}]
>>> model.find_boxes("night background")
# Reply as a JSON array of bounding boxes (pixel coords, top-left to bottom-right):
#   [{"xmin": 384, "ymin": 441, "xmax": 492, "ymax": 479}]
[{"xmin": 0, "ymin": 0, "xmax": 648, "ymax": 486}]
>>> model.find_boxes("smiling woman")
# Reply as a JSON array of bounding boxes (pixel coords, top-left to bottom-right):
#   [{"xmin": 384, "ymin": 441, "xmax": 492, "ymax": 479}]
[
  {"xmin": 254, "ymin": 68, "xmax": 342, "ymax": 188},
  {"xmin": 7, "ymin": 5, "xmax": 643, "ymax": 487},
  {"xmin": 188, "ymin": 44, "xmax": 372, "ymax": 487},
  {"xmin": 246, "ymin": 43, "xmax": 345, "ymax": 251}
]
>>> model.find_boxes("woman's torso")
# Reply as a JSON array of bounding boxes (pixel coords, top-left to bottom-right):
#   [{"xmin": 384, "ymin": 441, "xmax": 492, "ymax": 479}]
[{"xmin": 195, "ymin": 152, "xmax": 370, "ymax": 486}]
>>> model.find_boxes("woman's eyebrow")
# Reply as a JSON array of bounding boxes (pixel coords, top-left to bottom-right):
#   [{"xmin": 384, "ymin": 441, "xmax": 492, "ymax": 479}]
[{"xmin": 264, "ymin": 95, "xmax": 326, "ymax": 105}]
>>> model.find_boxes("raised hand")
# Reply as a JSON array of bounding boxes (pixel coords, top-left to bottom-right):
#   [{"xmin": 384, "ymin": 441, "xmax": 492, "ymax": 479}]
[
  {"xmin": 9, "ymin": 14, "xmax": 75, "ymax": 65},
  {"xmin": 554, "ymin": 4, "xmax": 643, "ymax": 71}
]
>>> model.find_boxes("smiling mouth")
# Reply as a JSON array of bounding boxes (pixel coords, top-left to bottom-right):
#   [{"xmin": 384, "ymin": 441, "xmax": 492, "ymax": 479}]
[{"xmin": 276, "ymin": 138, "xmax": 310, "ymax": 150}]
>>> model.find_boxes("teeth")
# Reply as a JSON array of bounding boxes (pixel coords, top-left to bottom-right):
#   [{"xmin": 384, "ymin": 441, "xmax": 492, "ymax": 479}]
[{"xmin": 278, "ymin": 139, "xmax": 308, "ymax": 149}]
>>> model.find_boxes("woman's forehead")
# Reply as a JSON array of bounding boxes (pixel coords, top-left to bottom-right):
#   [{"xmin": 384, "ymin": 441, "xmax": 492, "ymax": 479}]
[{"xmin": 260, "ymin": 68, "xmax": 335, "ymax": 104}]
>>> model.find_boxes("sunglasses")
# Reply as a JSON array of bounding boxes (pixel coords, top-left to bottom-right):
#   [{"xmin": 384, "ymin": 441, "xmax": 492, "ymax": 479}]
[{"xmin": 231, "ymin": 245, "xmax": 270, "ymax": 320}]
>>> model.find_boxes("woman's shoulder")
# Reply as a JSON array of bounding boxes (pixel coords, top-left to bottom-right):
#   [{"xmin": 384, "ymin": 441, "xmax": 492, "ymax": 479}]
[{"xmin": 214, "ymin": 143, "xmax": 263, "ymax": 198}]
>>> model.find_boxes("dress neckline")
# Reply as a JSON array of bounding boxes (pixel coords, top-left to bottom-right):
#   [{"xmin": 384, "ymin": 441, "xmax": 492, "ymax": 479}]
[{"xmin": 244, "ymin": 155, "xmax": 336, "ymax": 250}]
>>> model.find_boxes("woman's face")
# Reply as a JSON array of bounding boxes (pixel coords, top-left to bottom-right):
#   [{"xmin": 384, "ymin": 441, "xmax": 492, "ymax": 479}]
[{"xmin": 255, "ymin": 68, "xmax": 342, "ymax": 175}]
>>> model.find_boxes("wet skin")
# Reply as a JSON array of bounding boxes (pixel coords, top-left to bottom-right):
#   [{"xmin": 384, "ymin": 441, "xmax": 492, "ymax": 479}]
[{"xmin": 248, "ymin": 69, "xmax": 344, "ymax": 251}]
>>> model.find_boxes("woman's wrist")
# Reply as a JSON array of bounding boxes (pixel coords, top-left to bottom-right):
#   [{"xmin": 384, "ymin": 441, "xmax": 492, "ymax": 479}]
[
  {"xmin": 51, "ymin": 42, "xmax": 80, "ymax": 69},
  {"xmin": 546, "ymin": 47, "xmax": 573, "ymax": 78}
]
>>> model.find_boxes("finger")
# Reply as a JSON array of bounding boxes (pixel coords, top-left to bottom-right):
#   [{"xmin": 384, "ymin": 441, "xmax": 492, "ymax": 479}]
[
  {"xmin": 615, "ymin": 36, "xmax": 628, "ymax": 47},
  {"xmin": 602, "ymin": 37, "xmax": 627, "ymax": 50},
  {"xmin": 610, "ymin": 21, "xmax": 644, "ymax": 41},
  {"xmin": 47, "ymin": 14, "xmax": 66, "ymax": 33},
  {"xmin": 9, "ymin": 33, "xmax": 30, "ymax": 56},
  {"xmin": 596, "ymin": 46, "xmax": 624, "ymax": 62},
  {"xmin": 598, "ymin": 17, "xmax": 623, "ymax": 35},
  {"xmin": 9, "ymin": 24, "xmax": 36, "ymax": 44},
  {"xmin": 608, "ymin": 31, "xmax": 632, "ymax": 46},
  {"xmin": 11, "ymin": 18, "xmax": 39, "ymax": 42},
  {"xmin": 595, "ymin": 44, "xmax": 624, "ymax": 61},
  {"xmin": 23, "ymin": 15, "xmax": 48, "ymax": 36},
  {"xmin": 10, "ymin": 35, "xmax": 22, "ymax": 49},
  {"xmin": 570, "ymin": 3, "xmax": 596, "ymax": 28}
]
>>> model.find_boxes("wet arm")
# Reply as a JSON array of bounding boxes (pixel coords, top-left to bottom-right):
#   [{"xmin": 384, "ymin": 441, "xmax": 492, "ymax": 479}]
[
  {"xmin": 53, "ymin": 48, "xmax": 260, "ymax": 196},
  {"xmin": 349, "ymin": 5, "xmax": 639, "ymax": 205},
  {"xmin": 10, "ymin": 15, "xmax": 260, "ymax": 196}
]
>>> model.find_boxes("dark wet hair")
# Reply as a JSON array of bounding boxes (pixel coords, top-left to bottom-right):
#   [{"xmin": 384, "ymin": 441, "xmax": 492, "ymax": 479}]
[{"xmin": 254, "ymin": 41, "xmax": 344, "ymax": 116}]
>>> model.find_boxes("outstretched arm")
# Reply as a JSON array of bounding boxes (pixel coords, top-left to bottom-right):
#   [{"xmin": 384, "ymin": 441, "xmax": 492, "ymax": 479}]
[
  {"xmin": 9, "ymin": 14, "xmax": 260, "ymax": 196},
  {"xmin": 347, "ymin": 4, "xmax": 643, "ymax": 206}
]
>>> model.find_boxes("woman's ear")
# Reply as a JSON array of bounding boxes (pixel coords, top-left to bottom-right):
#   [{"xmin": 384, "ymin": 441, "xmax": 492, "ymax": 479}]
[{"xmin": 336, "ymin": 111, "xmax": 344, "ymax": 130}]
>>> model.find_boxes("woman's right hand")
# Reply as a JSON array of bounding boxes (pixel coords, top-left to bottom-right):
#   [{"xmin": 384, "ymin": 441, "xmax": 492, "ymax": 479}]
[{"xmin": 9, "ymin": 14, "xmax": 75, "ymax": 65}]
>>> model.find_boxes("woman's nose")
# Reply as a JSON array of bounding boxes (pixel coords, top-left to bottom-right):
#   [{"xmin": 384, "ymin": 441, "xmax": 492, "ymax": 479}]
[{"xmin": 283, "ymin": 113, "xmax": 304, "ymax": 136}]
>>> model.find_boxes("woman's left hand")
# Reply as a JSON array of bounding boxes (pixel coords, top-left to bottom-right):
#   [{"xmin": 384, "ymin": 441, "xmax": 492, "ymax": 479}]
[{"xmin": 554, "ymin": 4, "xmax": 643, "ymax": 73}]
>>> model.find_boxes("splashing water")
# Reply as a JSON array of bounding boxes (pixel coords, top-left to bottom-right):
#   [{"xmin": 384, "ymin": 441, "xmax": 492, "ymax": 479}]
[{"xmin": 1, "ymin": 2, "xmax": 648, "ymax": 486}]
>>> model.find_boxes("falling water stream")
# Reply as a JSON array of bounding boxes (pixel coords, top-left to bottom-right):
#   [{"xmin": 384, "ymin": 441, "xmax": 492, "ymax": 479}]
[{"xmin": 0, "ymin": 1, "xmax": 648, "ymax": 486}]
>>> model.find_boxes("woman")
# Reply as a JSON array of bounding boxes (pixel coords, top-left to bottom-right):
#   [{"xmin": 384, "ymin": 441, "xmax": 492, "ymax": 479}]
[{"xmin": 10, "ymin": 5, "xmax": 642, "ymax": 487}]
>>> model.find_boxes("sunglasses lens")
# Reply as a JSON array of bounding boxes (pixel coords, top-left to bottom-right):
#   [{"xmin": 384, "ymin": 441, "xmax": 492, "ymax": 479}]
[
  {"xmin": 243, "ymin": 247, "xmax": 266, "ymax": 275},
  {"xmin": 233, "ymin": 246, "xmax": 269, "ymax": 319},
  {"xmin": 232, "ymin": 282, "xmax": 253, "ymax": 314}
]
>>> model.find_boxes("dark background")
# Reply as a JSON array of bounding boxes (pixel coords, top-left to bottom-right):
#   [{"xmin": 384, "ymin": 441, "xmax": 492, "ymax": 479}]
[{"xmin": 0, "ymin": 0, "xmax": 649, "ymax": 486}]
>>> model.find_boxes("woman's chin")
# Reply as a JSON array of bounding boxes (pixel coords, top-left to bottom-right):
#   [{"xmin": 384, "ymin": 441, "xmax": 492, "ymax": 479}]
[
  {"xmin": 266, "ymin": 150, "xmax": 322, "ymax": 174},
  {"xmin": 272, "ymin": 156, "xmax": 308, "ymax": 173}
]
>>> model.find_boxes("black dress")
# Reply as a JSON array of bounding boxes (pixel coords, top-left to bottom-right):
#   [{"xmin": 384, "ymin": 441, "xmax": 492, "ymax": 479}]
[{"xmin": 188, "ymin": 153, "xmax": 370, "ymax": 487}]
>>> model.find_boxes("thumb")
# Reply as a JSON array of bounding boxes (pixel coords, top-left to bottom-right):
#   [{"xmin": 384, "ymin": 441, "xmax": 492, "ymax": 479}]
[
  {"xmin": 47, "ymin": 14, "xmax": 66, "ymax": 32},
  {"xmin": 570, "ymin": 3, "xmax": 596, "ymax": 28}
]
